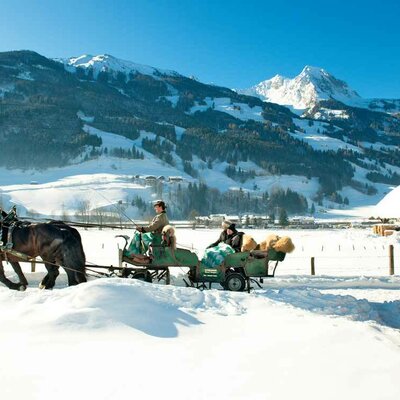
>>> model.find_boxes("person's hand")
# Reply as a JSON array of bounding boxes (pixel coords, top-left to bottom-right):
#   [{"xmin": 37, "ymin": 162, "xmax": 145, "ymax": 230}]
[{"xmin": 137, "ymin": 227, "xmax": 145, "ymax": 233}]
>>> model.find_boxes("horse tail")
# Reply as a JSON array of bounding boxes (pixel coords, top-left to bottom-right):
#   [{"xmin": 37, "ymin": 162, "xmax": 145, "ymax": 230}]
[{"xmin": 61, "ymin": 230, "xmax": 87, "ymax": 284}]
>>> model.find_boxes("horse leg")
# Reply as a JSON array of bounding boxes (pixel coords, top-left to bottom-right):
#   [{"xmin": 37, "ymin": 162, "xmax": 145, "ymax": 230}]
[
  {"xmin": 65, "ymin": 268, "xmax": 80, "ymax": 286},
  {"xmin": 39, "ymin": 263, "xmax": 59, "ymax": 290},
  {"xmin": 0, "ymin": 260, "xmax": 26, "ymax": 291},
  {"xmin": 60, "ymin": 240, "xmax": 87, "ymax": 286},
  {"xmin": 10, "ymin": 261, "xmax": 28, "ymax": 290}
]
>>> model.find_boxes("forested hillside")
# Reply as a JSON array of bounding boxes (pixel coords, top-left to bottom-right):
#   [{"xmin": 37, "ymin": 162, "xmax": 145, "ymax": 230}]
[{"xmin": 1, "ymin": 50, "xmax": 399, "ymax": 215}]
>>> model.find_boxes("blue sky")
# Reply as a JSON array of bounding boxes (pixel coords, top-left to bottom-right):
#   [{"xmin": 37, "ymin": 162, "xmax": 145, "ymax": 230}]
[{"xmin": 1, "ymin": 0, "xmax": 399, "ymax": 98}]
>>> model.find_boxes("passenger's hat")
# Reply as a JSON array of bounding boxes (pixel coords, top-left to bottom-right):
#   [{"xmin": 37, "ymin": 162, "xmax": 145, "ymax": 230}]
[
  {"xmin": 221, "ymin": 220, "xmax": 232, "ymax": 229},
  {"xmin": 227, "ymin": 223, "xmax": 236, "ymax": 231},
  {"xmin": 153, "ymin": 200, "xmax": 166, "ymax": 209}
]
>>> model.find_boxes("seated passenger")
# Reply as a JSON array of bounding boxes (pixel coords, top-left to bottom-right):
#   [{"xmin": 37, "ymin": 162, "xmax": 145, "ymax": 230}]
[
  {"xmin": 207, "ymin": 220, "xmax": 232, "ymax": 249},
  {"xmin": 201, "ymin": 222, "xmax": 244, "ymax": 268},
  {"xmin": 125, "ymin": 200, "xmax": 169, "ymax": 257},
  {"xmin": 224, "ymin": 224, "xmax": 244, "ymax": 253}
]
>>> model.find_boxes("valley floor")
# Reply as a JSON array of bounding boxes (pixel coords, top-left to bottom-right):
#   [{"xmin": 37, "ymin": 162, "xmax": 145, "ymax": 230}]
[{"xmin": 0, "ymin": 228, "xmax": 399, "ymax": 400}]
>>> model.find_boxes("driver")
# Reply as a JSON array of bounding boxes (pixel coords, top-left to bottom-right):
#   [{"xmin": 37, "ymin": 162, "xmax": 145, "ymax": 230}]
[{"xmin": 137, "ymin": 200, "xmax": 169, "ymax": 234}]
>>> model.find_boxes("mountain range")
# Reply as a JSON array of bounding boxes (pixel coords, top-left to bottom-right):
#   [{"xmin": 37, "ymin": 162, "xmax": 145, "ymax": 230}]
[
  {"xmin": 240, "ymin": 65, "xmax": 400, "ymax": 115},
  {"xmin": 0, "ymin": 50, "xmax": 399, "ymax": 218}
]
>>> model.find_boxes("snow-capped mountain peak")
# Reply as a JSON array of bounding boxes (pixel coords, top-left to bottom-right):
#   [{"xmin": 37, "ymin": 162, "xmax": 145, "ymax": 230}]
[
  {"xmin": 56, "ymin": 53, "xmax": 181, "ymax": 80},
  {"xmin": 299, "ymin": 65, "xmax": 328, "ymax": 78},
  {"xmin": 241, "ymin": 66, "xmax": 360, "ymax": 110}
]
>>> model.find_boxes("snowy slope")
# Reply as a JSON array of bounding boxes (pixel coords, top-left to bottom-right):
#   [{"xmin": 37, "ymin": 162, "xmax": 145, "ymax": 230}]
[
  {"xmin": 0, "ymin": 228, "xmax": 399, "ymax": 400},
  {"xmin": 349, "ymin": 97, "xmax": 400, "ymax": 114},
  {"xmin": 188, "ymin": 97, "xmax": 265, "ymax": 122},
  {"xmin": 374, "ymin": 185, "xmax": 400, "ymax": 217},
  {"xmin": 0, "ymin": 109, "xmax": 397, "ymax": 218},
  {"xmin": 0, "ymin": 162, "xmax": 320, "ymax": 218},
  {"xmin": 291, "ymin": 119, "xmax": 360, "ymax": 153},
  {"xmin": 0, "ymin": 117, "xmax": 323, "ymax": 217}
]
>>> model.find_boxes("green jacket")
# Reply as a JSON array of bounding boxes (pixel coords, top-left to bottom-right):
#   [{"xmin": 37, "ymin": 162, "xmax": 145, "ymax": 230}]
[{"xmin": 143, "ymin": 211, "xmax": 169, "ymax": 234}]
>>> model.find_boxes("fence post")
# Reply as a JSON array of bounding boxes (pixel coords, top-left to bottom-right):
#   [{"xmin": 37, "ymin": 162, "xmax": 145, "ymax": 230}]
[
  {"xmin": 311, "ymin": 257, "xmax": 315, "ymax": 276},
  {"xmin": 118, "ymin": 248, "xmax": 123, "ymax": 269},
  {"xmin": 31, "ymin": 259, "xmax": 36, "ymax": 273},
  {"xmin": 389, "ymin": 245, "xmax": 394, "ymax": 275}
]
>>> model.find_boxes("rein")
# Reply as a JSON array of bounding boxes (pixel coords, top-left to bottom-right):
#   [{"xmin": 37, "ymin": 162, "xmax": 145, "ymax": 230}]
[{"xmin": 0, "ymin": 246, "xmax": 100, "ymax": 279}]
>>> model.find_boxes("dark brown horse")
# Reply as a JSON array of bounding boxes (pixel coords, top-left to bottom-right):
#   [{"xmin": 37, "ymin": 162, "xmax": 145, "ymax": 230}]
[{"xmin": 0, "ymin": 210, "xmax": 86, "ymax": 291}]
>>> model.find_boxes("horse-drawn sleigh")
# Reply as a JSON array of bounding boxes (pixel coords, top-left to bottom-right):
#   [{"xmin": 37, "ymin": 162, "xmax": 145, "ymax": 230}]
[
  {"xmin": 113, "ymin": 227, "xmax": 287, "ymax": 292},
  {"xmin": 0, "ymin": 208, "xmax": 289, "ymax": 292}
]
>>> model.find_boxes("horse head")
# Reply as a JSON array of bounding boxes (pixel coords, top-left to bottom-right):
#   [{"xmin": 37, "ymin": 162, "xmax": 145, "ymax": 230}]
[{"xmin": 1, "ymin": 206, "xmax": 18, "ymax": 224}]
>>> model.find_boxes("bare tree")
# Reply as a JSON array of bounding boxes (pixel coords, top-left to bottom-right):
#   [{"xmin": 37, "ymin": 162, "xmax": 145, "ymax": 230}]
[
  {"xmin": 92, "ymin": 207, "xmax": 106, "ymax": 228},
  {"xmin": 61, "ymin": 202, "xmax": 69, "ymax": 222},
  {"xmin": 75, "ymin": 200, "xmax": 91, "ymax": 223}
]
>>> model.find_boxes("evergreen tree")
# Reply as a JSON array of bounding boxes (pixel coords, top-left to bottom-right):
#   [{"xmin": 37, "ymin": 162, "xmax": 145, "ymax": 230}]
[{"xmin": 278, "ymin": 208, "xmax": 289, "ymax": 226}]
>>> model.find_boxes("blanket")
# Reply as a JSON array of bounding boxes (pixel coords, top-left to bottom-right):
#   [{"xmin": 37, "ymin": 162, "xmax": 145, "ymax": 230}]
[{"xmin": 201, "ymin": 243, "xmax": 235, "ymax": 268}]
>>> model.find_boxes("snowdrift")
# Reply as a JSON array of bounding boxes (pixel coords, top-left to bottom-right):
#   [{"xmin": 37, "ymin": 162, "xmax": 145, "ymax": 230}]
[{"xmin": 0, "ymin": 277, "xmax": 400, "ymax": 400}]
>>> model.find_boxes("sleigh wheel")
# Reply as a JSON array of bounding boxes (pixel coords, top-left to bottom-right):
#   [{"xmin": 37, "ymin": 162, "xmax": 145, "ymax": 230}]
[
  {"xmin": 224, "ymin": 272, "xmax": 246, "ymax": 292},
  {"xmin": 131, "ymin": 271, "xmax": 152, "ymax": 283}
]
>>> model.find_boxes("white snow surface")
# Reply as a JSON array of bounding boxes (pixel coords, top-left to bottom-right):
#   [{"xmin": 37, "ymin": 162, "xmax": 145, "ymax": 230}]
[
  {"xmin": 16, "ymin": 71, "xmax": 34, "ymax": 81},
  {"xmin": 188, "ymin": 97, "xmax": 265, "ymax": 122},
  {"xmin": 349, "ymin": 98, "xmax": 400, "ymax": 114},
  {"xmin": 360, "ymin": 141, "xmax": 399, "ymax": 152},
  {"xmin": 313, "ymin": 108, "xmax": 350, "ymax": 120},
  {"xmin": 375, "ymin": 185, "xmax": 400, "ymax": 218},
  {"xmin": 0, "ymin": 83, "xmax": 15, "ymax": 98},
  {"xmin": 291, "ymin": 118, "xmax": 361, "ymax": 152},
  {"xmin": 289, "ymin": 131, "xmax": 360, "ymax": 153},
  {"xmin": 0, "ymin": 228, "xmax": 400, "ymax": 400}
]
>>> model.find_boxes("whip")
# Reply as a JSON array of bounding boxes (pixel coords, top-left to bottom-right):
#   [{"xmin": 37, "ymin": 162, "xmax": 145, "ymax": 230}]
[{"xmin": 89, "ymin": 188, "xmax": 139, "ymax": 227}]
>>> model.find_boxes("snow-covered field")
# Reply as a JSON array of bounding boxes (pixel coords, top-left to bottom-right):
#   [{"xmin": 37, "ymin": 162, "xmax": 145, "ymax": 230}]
[{"xmin": 1, "ymin": 228, "xmax": 400, "ymax": 400}]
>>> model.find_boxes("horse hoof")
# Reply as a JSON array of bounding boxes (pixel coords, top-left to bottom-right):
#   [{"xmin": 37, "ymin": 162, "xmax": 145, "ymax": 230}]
[
  {"xmin": 39, "ymin": 283, "xmax": 45, "ymax": 290},
  {"xmin": 18, "ymin": 285, "xmax": 27, "ymax": 292}
]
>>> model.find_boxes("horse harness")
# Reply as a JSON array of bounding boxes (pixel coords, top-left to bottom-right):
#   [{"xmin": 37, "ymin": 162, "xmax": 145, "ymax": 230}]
[{"xmin": 0, "ymin": 209, "xmax": 30, "ymax": 260}]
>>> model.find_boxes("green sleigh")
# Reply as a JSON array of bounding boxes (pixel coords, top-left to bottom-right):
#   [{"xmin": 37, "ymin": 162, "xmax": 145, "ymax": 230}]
[{"xmin": 117, "ymin": 233, "xmax": 285, "ymax": 292}]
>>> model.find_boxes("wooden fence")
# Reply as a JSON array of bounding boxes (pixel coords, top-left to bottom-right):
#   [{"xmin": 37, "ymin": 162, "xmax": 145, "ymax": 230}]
[{"xmin": 308, "ymin": 244, "xmax": 396, "ymax": 276}]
